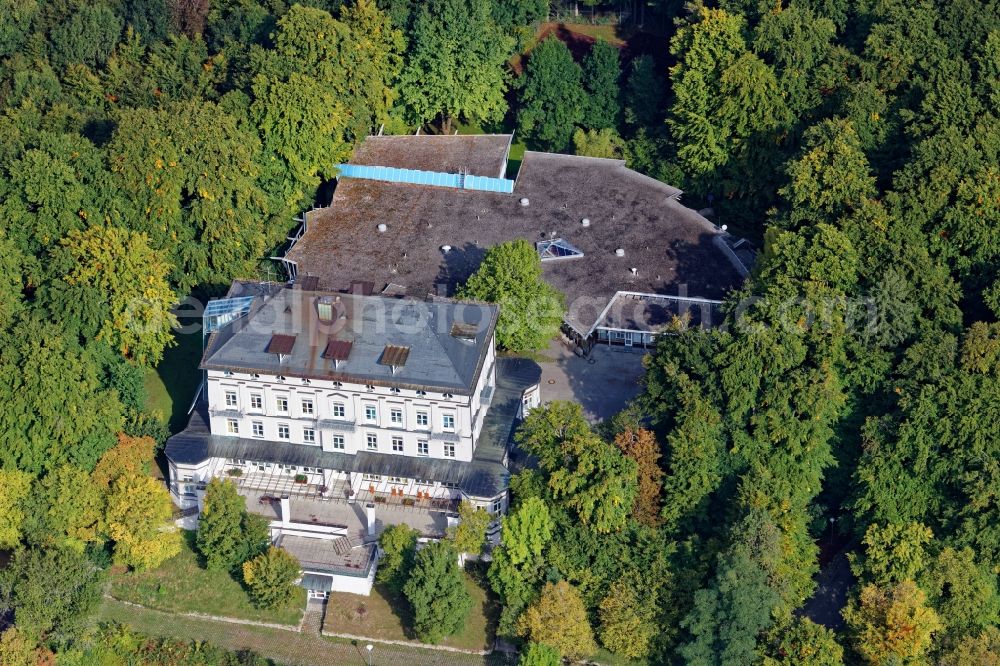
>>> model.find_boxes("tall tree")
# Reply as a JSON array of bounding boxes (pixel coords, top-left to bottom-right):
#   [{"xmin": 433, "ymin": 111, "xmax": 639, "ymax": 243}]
[
  {"xmin": 448, "ymin": 501, "xmax": 491, "ymax": 557},
  {"xmin": 42, "ymin": 225, "xmax": 177, "ymax": 366},
  {"xmin": 517, "ymin": 581, "xmax": 596, "ymax": 660},
  {"xmin": 0, "ymin": 469, "xmax": 32, "ymax": 549},
  {"xmin": 105, "ymin": 474, "xmax": 181, "ymax": 570},
  {"xmin": 517, "ymin": 37, "xmax": 585, "ymax": 151},
  {"xmin": 623, "ymin": 54, "xmax": 665, "ymax": 129},
  {"xmin": 242, "ymin": 547, "xmax": 300, "ymax": 609},
  {"xmin": 377, "ymin": 523, "xmax": 419, "ymax": 593},
  {"xmin": 197, "ymin": 478, "xmax": 269, "ymax": 572},
  {"xmin": 488, "ymin": 496, "xmax": 553, "ymax": 635},
  {"xmin": 397, "ymin": 0, "xmax": 514, "ymax": 131},
  {"xmin": 458, "ymin": 239, "xmax": 564, "ymax": 353},
  {"xmin": 844, "ymin": 580, "xmax": 943, "ymax": 665},
  {"xmin": 581, "ymin": 40, "xmax": 620, "ymax": 130},
  {"xmin": 612, "ymin": 427, "xmax": 663, "ymax": 527},
  {"xmin": 403, "ymin": 540, "xmax": 472, "ymax": 644}
]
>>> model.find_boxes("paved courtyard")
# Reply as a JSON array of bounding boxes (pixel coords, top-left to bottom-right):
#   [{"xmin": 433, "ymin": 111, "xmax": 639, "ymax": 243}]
[{"xmin": 535, "ymin": 338, "xmax": 648, "ymax": 423}]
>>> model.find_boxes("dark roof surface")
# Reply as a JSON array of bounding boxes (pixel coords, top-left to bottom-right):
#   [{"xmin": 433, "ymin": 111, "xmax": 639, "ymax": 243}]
[
  {"xmin": 350, "ymin": 134, "xmax": 512, "ymax": 178},
  {"xmin": 322, "ymin": 339, "xmax": 353, "ymax": 361},
  {"xmin": 202, "ymin": 282, "xmax": 498, "ymax": 394},
  {"xmin": 287, "ymin": 150, "xmax": 744, "ymax": 335},
  {"xmin": 597, "ymin": 292, "xmax": 725, "ymax": 333},
  {"xmin": 166, "ymin": 358, "xmax": 541, "ymax": 499}
]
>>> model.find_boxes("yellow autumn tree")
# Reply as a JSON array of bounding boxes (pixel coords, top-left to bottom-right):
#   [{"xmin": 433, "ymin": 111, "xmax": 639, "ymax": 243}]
[
  {"xmin": 55, "ymin": 225, "xmax": 177, "ymax": 365},
  {"xmin": 844, "ymin": 580, "xmax": 943, "ymax": 665},
  {"xmin": 0, "ymin": 469, "xmax": 32, "ymax": 549},
  {"xmin": 92, "ymin": 433, "xmax": 156, "ymax": 488},
  {"xmin": 105, "ymin": 473, "xmax": 180, "ymax": 570},
  {"xmin": 517, "ymin": 580, "xmax": 597, "ymax": 660}
]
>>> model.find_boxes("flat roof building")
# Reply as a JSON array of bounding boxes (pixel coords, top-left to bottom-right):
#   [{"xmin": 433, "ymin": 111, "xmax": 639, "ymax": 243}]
[{"xmin": 281, "ymin": 135, "xmax": 752, "ymax": 346}]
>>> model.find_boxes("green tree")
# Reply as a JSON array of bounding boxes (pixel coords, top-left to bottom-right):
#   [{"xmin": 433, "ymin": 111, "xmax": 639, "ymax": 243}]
[
  {"xmin": 397, "ymin": 0, "xmax": 514, "ymax": 131},
  {"xmin": 764, "ymin": 617, "xmax": 844, "ymax": 665},
  {"xmin": 517, "ymin": 581, "xmax": 596, "ymax": 660},
  {"xmin": 938, "ymin": 628, "xmax": 1000, "ymax": 666},
  {"xmin": 581, "ymin": 40, "xmax": 620, "ymax": 130},
  {"xmin": 458, "ymin": 239, "xmax": 564, "ymax": 353},
  {"xmin": 598, "ymin": 581, "xmax": 657, "ymax": 659},
  {"xmin": 488, "ymin": 497, "xmax": 553, "ymax": 636},
  {"xmin": 921, "ymin": 547, "xmax": 1000, "ymax": 641},
  {"xmin": 0, "ymin": 627, "xmax": 50, "ymax": 666},
  {"xmin": 242, "ymin": 546, "xmax": 300, "ymax": 609},
  {"xmin": 623, "ymin": 54, "xmax": 664, "ymax": 128},
  {"xmin": 844, "ymin": 580, "xmax": 943, "ymax": 665},
  {"xmin": 197, "ymin": 478, "xmax": 270, "ymax": 572},
  {"xmin": 858, "ymin": 522, "xmax": 934, "ymax": 585},
  {"xmin": 108, "ymin": 101, "xmax": 274, "ymax": 292},
  {"xmin": 376, "ymin": 523, "xmax": 419, "ymax": 593},
  {"xmin": 403, "ymin": 540, "xmax": 472, "ymax": 644},
  {"xmin": 0, "ymin": 316, "xmax": 123, "ymax": 474},
  {"xmin": 49, "ymin": 4, "xmax": 122, "ymax": 69},
  {"xmin": 1, "ymin": 546, "xmax": 104, "ymax": 641},
  {"xmin": 518, "ymin": 642, "xmax": 561, "ymax": 666},
  {"xmin": 43, "ymin": 225, "xmax": 177, "ymax": 366},
  {"xmin": 105, "ymin": 474, "xmax": 181, "ymax": 570},
  {"xmin": 517, "ymin": 37, "xmax": 584, "ymax": 151},
  {"xmin": 448, "ymin": 501, "xmax": 491, "ymax": 556},
  {"xmin": 37, "ymin": 464, "xmax": 104, "ymax": 551},
  {"xmin": 572, "ymin": 127, "xmax": 624, "ymax": 159}
]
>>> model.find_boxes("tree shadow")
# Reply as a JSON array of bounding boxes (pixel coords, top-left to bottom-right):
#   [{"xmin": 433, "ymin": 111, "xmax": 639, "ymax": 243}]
[{"xmin": 433, "ymin": 242, "xmax": 487, "ymax": 297}]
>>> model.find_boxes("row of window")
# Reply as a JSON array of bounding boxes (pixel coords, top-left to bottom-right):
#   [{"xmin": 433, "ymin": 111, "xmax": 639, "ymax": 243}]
[
  {"xmin": 225, "ymin": 418, "xmax": 455, "ymax": 457},
  {"xmin": 225, "ymin": 390, "xmax": 455, "ymax": 430},
  {"xmin": 220, "ymin": 374, "xmax": 454, "ymax": 399}
]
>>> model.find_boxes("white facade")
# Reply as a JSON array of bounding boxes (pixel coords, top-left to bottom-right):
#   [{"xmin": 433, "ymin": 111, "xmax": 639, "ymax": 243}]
[{"xmin": 204, "ymin": 337, "xmax": 496, "ymax": 464}]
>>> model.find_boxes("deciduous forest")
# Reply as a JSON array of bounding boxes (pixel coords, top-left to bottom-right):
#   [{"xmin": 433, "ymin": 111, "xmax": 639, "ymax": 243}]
[{"xmin": 0, "ymin": 0, "xmax": 999, "ymax": 662}]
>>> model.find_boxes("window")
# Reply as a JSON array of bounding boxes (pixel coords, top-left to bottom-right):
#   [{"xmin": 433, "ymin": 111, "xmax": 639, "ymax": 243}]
[
  {"xmin": 390, "ymin": 408, "xmax": 403, "ymax": 425},
  {"xmin": 332, "ymin": 435, "xmax": 345, "ymax": 450},
  {"xmin": 443, "ymin": 443, "xmax": 456, "ymax": 458},
  {"xmin": 442, "ymin": 481, "xmax": 459, "ymax": 489},
  {"xmin": 388, "ymin": 476, "xmax": 404, "ymax": 484},
  {"xmin": 364, "ymin": 405, "xmax": 377, "ymax": 422},
  {"xmin": 363, "ymin": 474, "xmax": 382, "ymax": 481},
  {"xmin": 415, "ymin": 478, "xmax": 432, "ymax": 486},
  {"xmin": 332, "ymin": 402, "xmax": 345, "ymax": 418},
  {"xmin": 366, "ymin": 434, "xmax": 377, "ymax": 451},
  {"xmin": 416, "ymin": 411, "xmax": 429, "ymax": 427},
  {"xmin": 278, "ymin": 424, "xmax": 290, "ymax": 439},
  {"xmin": 226, "ymin": 418, "xmax": 239, "ymax": 434},
  {"xmin": 276, "ymin": 396, "xmax": 289, "ymax": 413},
  {"xmin": 252, "ymin": 421, "xmax": 264, "ymax": 438},
  {"xmin": 389, "ymin": 387, "xmax": 401, "ymax": 394},
  {"xmin": 392, "ymin": 437, "xmax": 404, "ymax": 452},
  {"xmin": 303, "ymin": 428, "xmax": 315, "ymax": 443},
  {"xmin": 225, "ymin": 390, "xmax": 238, "ymax": 407},
  {"xmin": 301, "ymin": 398, "xmax": 314, "ymax": 415},
  {"xmin": 417, "ymin": 440, "xmax": 429, "ymax": 456},
  {"xmin": 442, "ymin": 414, "xmax": 455, "ymax": 430},
  {"xmin": 250, "ymin": 393, "xmax": 262, "ymax": 410},
  {"xmin": 492, "ymin": 497, "xmax": 503, "ymax": 514}
]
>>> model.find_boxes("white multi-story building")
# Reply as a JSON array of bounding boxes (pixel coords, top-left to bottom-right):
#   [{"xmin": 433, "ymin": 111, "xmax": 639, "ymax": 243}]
[{"xmin": 166, "ymin": 280, "xmax": 541, "ymax": 519}]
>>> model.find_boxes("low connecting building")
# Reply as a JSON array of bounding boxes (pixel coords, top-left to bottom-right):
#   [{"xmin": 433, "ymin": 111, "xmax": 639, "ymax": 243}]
[
  {"xmin": 166, "ymin": 280, "xmax": 540, "ymax": 597},
  {"xmin": 280, "ymin": 134, "xmax": 753, "ymax": 349}
]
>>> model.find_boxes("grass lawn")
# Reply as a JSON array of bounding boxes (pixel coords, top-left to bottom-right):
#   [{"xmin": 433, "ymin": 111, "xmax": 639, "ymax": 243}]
[
  {"xmin": 108, "ymin": 530, "xmax": 305, "ymax": 626},
  {"xmin": 145, "ymin": 322, "xmax": 204, "ymax": 433},
  {"xmin": 324, "ymin": 563, "xmax": 498, "ymax": 651}
]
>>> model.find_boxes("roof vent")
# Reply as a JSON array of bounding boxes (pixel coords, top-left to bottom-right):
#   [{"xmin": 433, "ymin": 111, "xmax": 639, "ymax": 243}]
[
  {"xmin": 441, "ymin": 245, "xmax": 452, "ymax": 253},
  {"xmin": 581, "ymin": 218, "xmax": 590, "ymax": 227},
  {"xmin": 630, "ymin": 267, "xmax": 638, "ymax": 275},
  {"xmin": 377, "ymin": 223, "xmax": 388, "ymax": 233},
  {"xmin": 615, "ymin": 248, "xmax": 625, "ymax": 257},
  {"xmin": 721, "ymin": 224, "xmax": 728, "ymax": 232},
  {"xmin": 519, "ymin": 197, "xmax": 529, "ymax": 206}
]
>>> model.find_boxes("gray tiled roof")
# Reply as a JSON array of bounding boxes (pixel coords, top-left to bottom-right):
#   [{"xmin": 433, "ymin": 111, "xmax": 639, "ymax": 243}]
[
  {"xmin": 202, "ymin": 283, "xmax": 498, "ymax": 394},
  {"xmin": 165, "ymin": 358, "xmax": 542, "ymax": 499},
  {"xmin": 350, "ymin": 134, "xmax": 513, "ymax": 178}
]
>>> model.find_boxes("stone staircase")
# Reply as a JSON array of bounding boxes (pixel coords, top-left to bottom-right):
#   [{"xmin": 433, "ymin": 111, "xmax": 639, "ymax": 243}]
[{"xmin": 300, "ymin": 600, "xmax": 326, "ymax": 636}]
